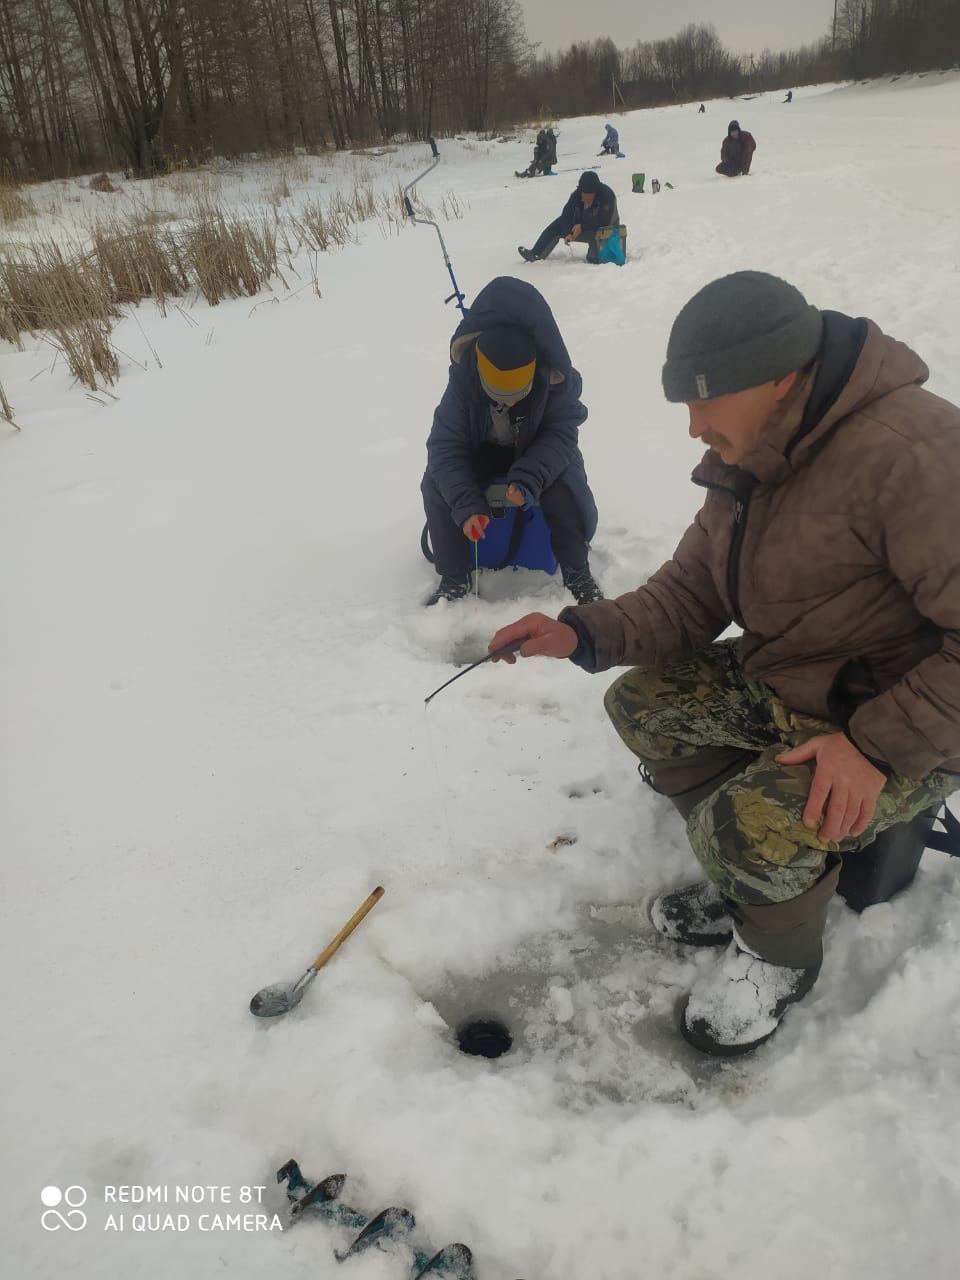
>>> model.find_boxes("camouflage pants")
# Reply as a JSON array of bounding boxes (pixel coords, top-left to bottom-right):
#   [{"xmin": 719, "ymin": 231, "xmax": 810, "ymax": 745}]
[{"xmin": 604, "ymin": 641, "xmax": 952, "ymax": 905}]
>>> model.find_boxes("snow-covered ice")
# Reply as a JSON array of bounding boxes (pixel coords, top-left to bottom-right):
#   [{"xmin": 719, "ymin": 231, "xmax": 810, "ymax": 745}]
[{"xmin": 4, "ymin": 73, "xmax": 960, "ymax": 1279}]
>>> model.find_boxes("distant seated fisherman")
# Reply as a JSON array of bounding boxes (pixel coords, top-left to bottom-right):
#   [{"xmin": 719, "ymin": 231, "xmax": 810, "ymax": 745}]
[
  {"xmin": 488, "ymin": 270, "xmax": 960, "ymax": 1055},
  {"xmin": 517, "ymin": 126, "xmax": 556, "ymax": 178},
  {"xmin": 600, "ymin": 123, "xmax": 619, "ymax": 155},
  {"xmin": 518, "ymin": 171, "xmax": 619, "ymax": 265},
  {"xmin": 421, "ymin": 277, "xmax": 602, "ymax": 606},
  {"xmin": 516, "ymin": 128, "xmax": 547, "ymax": 179},
  {"xmin": 716, "ymin": 120, "xmax": 756, "ymax": 176}
]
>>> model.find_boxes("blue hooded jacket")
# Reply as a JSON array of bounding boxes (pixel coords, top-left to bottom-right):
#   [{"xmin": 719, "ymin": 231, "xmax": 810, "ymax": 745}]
[
  {"xmin": 425, "ymin": 277, "xmax": 598, "ymax": 537},
  {"xmin": 603, "ymin": 124, "xmax": 619, "ymax": 149}
]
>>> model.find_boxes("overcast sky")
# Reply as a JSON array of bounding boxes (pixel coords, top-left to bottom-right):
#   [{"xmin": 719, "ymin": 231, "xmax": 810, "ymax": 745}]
[{"xmin": 519, "ymin": 0, "xmax": 837, "ymax": 58}]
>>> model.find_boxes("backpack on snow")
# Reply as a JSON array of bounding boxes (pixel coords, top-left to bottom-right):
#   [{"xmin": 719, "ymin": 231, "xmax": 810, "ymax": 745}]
[{"xmin": 596, "ymin": 225, "xmax": 626, "ymax": 266}]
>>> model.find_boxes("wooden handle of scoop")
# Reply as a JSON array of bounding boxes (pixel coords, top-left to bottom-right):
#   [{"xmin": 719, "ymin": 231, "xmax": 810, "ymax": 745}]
[{"xmin": 310, "ymin": 886, "xmax": 385, "ymax": 972}]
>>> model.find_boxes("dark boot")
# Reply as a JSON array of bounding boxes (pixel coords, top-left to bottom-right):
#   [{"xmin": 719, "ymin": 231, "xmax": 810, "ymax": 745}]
[
  {"xmin": 518, "ymin": 246, "xmax": 540, "ymax": 262},
  {"xmin": 425, "ymin": 573, "xmax": 472, "ymax": 606},
  {"xmin": 680, "ymin": 860, "xmax": 840, "ymax": 1056},
  {"xmin": 650, "ymin": 880, "xmax": 733, "ymax": 947},
  {"xmin": 647, "ymin": 761, "xmax": 785, "ymax": 948},
  {"xmin": 561, "ymin": 564, "xmax": 603, "ymax": 604},
  {"xmin": 680, "ymin": 940, "xmax": 821, "ymax": 1056}
]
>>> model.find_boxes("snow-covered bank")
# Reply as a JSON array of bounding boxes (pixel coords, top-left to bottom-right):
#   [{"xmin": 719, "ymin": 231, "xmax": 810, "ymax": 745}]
[{"xmin": 4, "ymin": 72, "xmax": 960, "ymax": 1280}]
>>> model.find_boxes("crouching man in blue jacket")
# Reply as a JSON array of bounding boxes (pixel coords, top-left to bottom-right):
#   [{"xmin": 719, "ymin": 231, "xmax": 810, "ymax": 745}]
[{"xmin": 421, "ymin": 277, "xmax": 603, "ymax": 606}]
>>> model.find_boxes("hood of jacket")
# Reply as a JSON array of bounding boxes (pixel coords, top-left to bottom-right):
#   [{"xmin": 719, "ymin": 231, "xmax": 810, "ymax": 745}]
[{"xmin": 449, "ymin": 276, "xmax": 572, "ymax": 383}]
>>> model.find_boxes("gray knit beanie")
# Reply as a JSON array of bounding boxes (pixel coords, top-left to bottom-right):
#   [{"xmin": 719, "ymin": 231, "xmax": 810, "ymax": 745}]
[{"xmin": 662, "ymin": 271, "xmax": 823, "ymax": 402}]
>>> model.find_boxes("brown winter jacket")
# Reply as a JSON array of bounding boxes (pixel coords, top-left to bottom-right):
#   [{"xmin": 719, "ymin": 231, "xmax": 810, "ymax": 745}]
[
  {"xmin": 720, "ymin": 130, "xmax": 756, "ymax": 174},
  {"xmin": 561, "ymin": 314, "xmax": 960, "ymax": 780}
]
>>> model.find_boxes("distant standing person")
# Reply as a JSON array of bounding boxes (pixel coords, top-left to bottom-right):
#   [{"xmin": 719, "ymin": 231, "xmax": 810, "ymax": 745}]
[
  {"xmin": 698, "ymin": 103, "xmax": 706, "ymax": 114},
  {"xmin": 783, "ymin": 90, "xmax": 793, "ymax": 103},
  {"xmin": 544, "ymin": 127, "xmax": 558, "ymax": 173},
  {"xmin": 716, "ymin": 120, "xmax": 756, "ymax": 177},
  {"xmin": 600, "ymin": 123, "xmax": 619, "ymax": 155},
  {"xmin": 518, "ymin": 171, "xmax": 619, "ymax": 265}
]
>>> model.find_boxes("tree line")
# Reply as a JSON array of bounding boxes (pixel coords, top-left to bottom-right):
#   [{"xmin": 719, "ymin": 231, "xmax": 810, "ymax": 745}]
[
  {"xmin": 0, "ymin": 0, "xmax": 957, "ymax": 180},
  {"xmin": 520, "ymin": 1, "xmax": 959, "ymax": 118}
]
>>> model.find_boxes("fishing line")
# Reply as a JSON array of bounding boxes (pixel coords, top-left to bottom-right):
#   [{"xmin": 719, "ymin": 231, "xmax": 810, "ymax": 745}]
[{"xmin": 422, "ymin": 702, "xmax": 461, "ymax": 862}]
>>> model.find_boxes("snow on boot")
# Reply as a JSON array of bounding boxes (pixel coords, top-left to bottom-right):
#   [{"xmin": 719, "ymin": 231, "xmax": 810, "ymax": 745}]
[
  {"xmin": 518, "ymin": 246, "xmax": 540, "ymax": 262},
  {"xmin": 561, "ymin": 564, "xmax": 603, "ymax": 604},
  {"xmin": 650, "ymin": 880, "xmax": 733, "ymax": 947},
  {"xmin": 680, "ymin": 936, "xmax": 820, "ymax": 1056},
  {"xmin": 425, "ymin": 573, "xmax": 472, "ymax": 606}
]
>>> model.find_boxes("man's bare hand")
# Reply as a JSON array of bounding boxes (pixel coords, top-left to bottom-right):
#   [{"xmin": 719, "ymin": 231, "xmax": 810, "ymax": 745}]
[
  {"xmin": 776, "ymin": 733, "xmax": 887, "ymax": 842},
  {"xmin": 505, "ymin": 484, "xmax": 525, "ymax": 506},
  {"xmin": 488, "ymin": 612, "xmax": 578, "ymax": 663},
  {"xmin": 565, "ymin": 223, "xmax": 582, "ymax": 242}
]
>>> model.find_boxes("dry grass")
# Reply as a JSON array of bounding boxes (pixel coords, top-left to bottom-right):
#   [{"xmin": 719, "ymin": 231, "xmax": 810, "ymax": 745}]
[
  {"xmin": 0, "ymin": 164, "xmax": 34, "ymax": 224},
  {"xmin": 0, "ymin": 239, "xmax": 119, "ymax": 388},
  {"xmin": 0, "ymin": 299, "xmax": 21, "ymax": 346},
  {"xmin": 290, "ymin": 194, "xmax": 352, "ymax": 251},
  {"xmin": 349, "ymin": 178, "xmax": 377, "ymax": 220},
  {"xmin": 264, "ymin": 176, "xmax": 292, "ymax": 206},
  {"xmin": 439, "ymin": 190, "xmax": 466, "ymax": 220},
  {"xmin": 0, "ymin": 161, "xmax": 420, "ymax": 400},
  {"xmin": 91, "ymin": 216, "xmax": 189, "ymax": 312},
  {"xmin": 132, "ymin": 207, "xmax": 177, "ymax": 227},
  {"xmin": 287, "ymin": 156, "xmax": 312, "ymax": 185},
  {"xmin": 89, "ymin": 172, "xmax": 118, "ymax": 193},
  {"xmin": 164, "ymin": 168, "xmax": 223, "ymax": 202},
  {"xmin": 289, "ymin": 175, "xmax": 458, "ymax": 249},
  {"xmin": 0, "ymin": 184, "xmax": 34, "ymax": 224},
  {"xmin": 180, "ymin": 202, "xmax": 281, "ymax": 305},
  {"xmin": 288, "ymin": 198, "xmax": 329, "ymax": 250},
  {"xmin": 0, "ymin": 379, "xmax": 18, "ymax": 428}
]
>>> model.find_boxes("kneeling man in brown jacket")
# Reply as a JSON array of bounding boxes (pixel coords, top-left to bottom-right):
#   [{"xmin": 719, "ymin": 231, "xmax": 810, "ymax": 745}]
[{"xmin": 489, "ymin": 270, "xmax": 960, "ymax": 1055}]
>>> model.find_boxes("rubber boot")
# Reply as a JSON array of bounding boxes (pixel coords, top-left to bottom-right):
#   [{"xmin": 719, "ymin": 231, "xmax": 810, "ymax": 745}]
[
  {"xmin": 680, "ymin": 860, "xmax": 840, "ymax": 1056},
  {"xmin": 644, "ymin": 757, "xmax": 752, "ymax": 947},
  {"xmin": 650, "ymin": 879, "xmax": 732, "ymax": 947},
  {"xmin": 731, "ymin": 857, "xmax": 840, "ymax": 969}
]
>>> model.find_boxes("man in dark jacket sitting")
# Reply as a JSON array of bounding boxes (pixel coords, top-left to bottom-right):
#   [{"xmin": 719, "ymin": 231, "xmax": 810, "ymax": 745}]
[
  {"xmin": 716, "ymin": 120, "xmax": 756, "ymax": 177},
  {"xmin": 421, "ymin": 277, "xmax": 602, "ymax": 606},
  {"xmin": 518, "ymin": 171, "xmax": 619, "ymax": 265},
  {"xmin": 517, "ymin": 128, "xmax": 547, "ymax": 179}
]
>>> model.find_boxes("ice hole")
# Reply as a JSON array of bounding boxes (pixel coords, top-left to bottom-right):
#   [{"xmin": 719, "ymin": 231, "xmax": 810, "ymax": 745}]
[{"xmin": 456, "ymin": 1017, "xmax": 513, "ymax": 1059}]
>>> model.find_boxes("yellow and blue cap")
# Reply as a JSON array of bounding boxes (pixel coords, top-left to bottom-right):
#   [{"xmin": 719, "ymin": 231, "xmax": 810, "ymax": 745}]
[{"xmin": 476, "ymin": 327, "xmax": 536, "ymax": 405}]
